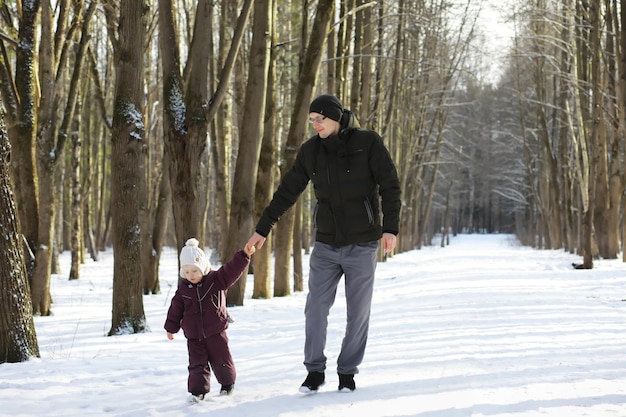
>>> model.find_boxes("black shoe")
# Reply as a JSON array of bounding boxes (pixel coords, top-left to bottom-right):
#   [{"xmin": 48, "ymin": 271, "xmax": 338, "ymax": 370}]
[
  {"xmin": 338, "ymin": 373, "xmax": 355, "ymax": 392},
  {"xmin": 220, "ymin": 384, "xmax": 234, "ymax": 396},
  {"xmin": 299, "ymin": 371, "xmax": 325, "ymax": 393}
]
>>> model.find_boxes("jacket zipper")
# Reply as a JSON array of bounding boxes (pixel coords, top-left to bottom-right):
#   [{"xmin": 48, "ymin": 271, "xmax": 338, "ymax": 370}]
[
  {"xmin": 195, "ymin": 282, "xmax": 214, "ymax": 339},
  {"xmin": 364, "ymin": 198, "xmax": 374, "ymax": 225}
]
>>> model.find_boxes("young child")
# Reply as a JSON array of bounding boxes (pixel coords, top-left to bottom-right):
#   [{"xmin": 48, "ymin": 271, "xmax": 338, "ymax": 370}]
[{"xmin": 164, "ymin": 237, "xmax": 255, "ymax": 403}]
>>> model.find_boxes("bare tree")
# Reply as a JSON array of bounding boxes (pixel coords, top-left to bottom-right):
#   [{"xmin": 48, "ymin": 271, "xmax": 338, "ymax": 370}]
[
  {"xmin": 140, "ymin": 9, "xmax": 168, "ymax": 295},
  {"xmin": 107, "ymin": 0, "xmax": 148, "ymax": 335},
  {"xmin": 159, "ymin": 0, "xmax": 254, "ymax": 257},
  {"xmin": 593, "ymin": 0, "xmax": 621, "ymax": 259},
  {"xmin": 251, "ymin": 0, "xmax": 278, "ymax": 300},
  {"xmin": 30, "ymin": 0, "xmax": 97, "ymax": 315},
  {"xmin": 271, "ymin": 0, "xmax": 335, "ymax": 298},
  {"xmin": 208, "ymin": 0, "xmax": 231, "ymax": 263},
  {"xmin": 579, "ymin": 0, "xmax": 602, "ymax": 268},
  {"xmin": 225, "ymin": 0, "xmax": 272, "ymax": 306}
]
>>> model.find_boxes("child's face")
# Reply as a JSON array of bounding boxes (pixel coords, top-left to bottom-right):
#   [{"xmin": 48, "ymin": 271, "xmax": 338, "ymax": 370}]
[{"xmin": 181, "ymin": 265, "xmax": 204, "ymax": 283}]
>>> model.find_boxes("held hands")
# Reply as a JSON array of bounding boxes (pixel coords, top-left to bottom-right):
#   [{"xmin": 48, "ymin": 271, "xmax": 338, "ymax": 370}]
[
  {"xmin": 382, "ymin": 233, "xmax": 397, "ymax": 254},
  {"xmin": 246, "ymin": 232, "xmax": 267, "ymax": 251},
  {"xmin": 244, "ymin": 242, "xmax": 256, "ymax": 257}
]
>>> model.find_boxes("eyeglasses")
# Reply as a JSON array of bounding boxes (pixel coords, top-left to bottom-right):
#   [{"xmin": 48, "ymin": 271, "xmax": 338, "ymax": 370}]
[{"xmin": 308, "ymin": 116, "xmax": 327, "ymax": 124}]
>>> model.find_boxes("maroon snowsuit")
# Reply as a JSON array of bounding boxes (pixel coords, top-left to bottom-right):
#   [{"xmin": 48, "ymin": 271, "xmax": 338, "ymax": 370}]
[{"xmin": 164, "ymin": 250, "xmax": 250, "ymax": 395}]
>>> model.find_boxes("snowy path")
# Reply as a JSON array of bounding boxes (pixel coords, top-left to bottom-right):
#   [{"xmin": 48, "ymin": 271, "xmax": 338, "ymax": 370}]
[{"xmin": 1, "ymin": 234, "xmax": 625, "ymax": 416}]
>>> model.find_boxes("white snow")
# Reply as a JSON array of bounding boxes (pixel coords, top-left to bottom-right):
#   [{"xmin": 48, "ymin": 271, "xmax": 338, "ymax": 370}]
[{"xmin": 1, "ymin": 234, "xmax": 625, "ymax": 417}]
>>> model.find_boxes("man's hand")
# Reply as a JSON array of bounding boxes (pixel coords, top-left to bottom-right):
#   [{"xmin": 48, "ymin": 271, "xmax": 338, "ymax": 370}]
[
  {"xmin": 247, "ymin": 232, "xmax": 267, "ymax": 250},
  {"xmin": 382, "ymin": 233, "xmax": 397, "ymax": 254}
]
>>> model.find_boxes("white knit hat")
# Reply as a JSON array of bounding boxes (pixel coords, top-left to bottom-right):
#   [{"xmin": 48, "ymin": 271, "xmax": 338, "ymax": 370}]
[{"xmin": 179, "ymin": 238, "xmax": 210, "ymax": 278}]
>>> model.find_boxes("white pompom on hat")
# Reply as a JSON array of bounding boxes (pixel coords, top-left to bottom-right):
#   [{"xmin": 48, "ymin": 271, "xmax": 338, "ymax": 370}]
[{"xmin": 179, "ymin": 238, "xmax": 210, "ymax": 278}]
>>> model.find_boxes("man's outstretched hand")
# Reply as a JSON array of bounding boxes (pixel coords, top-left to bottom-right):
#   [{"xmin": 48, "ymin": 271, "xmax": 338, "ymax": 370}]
[{"xmin": 247, "ymin": 232, "xmax": 267, "ymax": 250}]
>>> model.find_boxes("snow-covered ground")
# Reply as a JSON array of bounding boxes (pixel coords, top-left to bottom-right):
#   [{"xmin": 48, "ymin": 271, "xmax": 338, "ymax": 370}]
[{"xmin": 1, "ymin": 234, "xmax": 625, "ymax": 416}]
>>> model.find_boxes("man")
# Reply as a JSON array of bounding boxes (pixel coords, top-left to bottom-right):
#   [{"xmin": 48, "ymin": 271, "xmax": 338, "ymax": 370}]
[{"xmin": 247, "ymin": 94, "xmax": 401, "ymax": 393}]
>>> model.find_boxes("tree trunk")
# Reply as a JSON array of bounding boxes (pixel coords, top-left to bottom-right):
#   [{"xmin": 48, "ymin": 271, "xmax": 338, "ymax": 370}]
[
  {"xmin": 252, "ymin": 13, "xmax": 278, "ymax": 300},
  {"xmin": 210, "ymin": 1, "xmax": 232, "ymax": 262},
  {"xmin": 557, "ymin": 0, "xmax": 574, "ymax": 252},
  {"xmin": 619, "ymin": 0, "xmax": 626, "ymax": 262},
  {"xmin": 0, "ymin": 109, "xmax": 40, "ymax": 363},
  {"xmin": 600, "ymin": 0, "xmax": 622, "ymax": 259},
  {"xmin": 359, "ymin": 1, "xmax": 373, "ymax": 124},
  {"xmin": 161, "ymin": 0, "xmax": 253, "ymax": 260},
  {"xmin": 139, "ymin": 35, "xmax": 161, "ymax": 295},
  {"xmin": 579, "ymin": 0, "xmax": 602, "ymax": 269},
  {"xmin": 292, "ymin": 199, "xmax": 303, "ymax": 290},
  {"xmin": 226, "ymin": 0, "xmax": 272, "ymax": 306},
  {"xmin": 349, "ymin": 0, "xmax": 363, "ymax": 114},
  {"xmin": 108, "ymin": 0, "xmax": 148, "ymax": 335},
  {"xmin": 2, "ymin": 1, "xmax": 40, "ymax": 274},
  {"xmin": 69, "ymin": 98, "xmax": 83, "ymax": 280},
  {"xmin": 31, "ymin": 0, "xmax": 96, "ymax": 315},
  {"xmin": 210, "ymin": 114, "xmax": 230, "ymax": 261},
  {"xmin": 272, "ymin": 0, "xmax": 334, "ymax": 298},
  {"xmin": 32, "ymin": 0, "xmax": 59, "ymax": 305},
  {"xmin": 182, "ymin": 0, "xmax": 214, "ymax": 246},
  {"xmin": 143, "ymin": 157, "xmax": 170, "ymax": 294},
  {"xmin": 441, "ymin": 181, "xmax": 452, "ymax": 248},
  {"xmin": 590, "ymin": 0, "xmax": 612, "ymax": 256},
  {"xmin": 159, "ymin": 0, "xmax": 195, "ymax": 248}
]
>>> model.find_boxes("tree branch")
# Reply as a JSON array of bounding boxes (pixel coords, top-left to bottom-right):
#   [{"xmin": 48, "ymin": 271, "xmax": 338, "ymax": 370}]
[{"xmin": 205, "ymin": 0, "xmax": 254, "ymax": 121}]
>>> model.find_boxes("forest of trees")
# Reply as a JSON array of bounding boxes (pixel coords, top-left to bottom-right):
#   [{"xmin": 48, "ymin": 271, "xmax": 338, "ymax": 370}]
[{"xmin": 1, "ymin": 0, "xmax": 626, "ymax": 362}]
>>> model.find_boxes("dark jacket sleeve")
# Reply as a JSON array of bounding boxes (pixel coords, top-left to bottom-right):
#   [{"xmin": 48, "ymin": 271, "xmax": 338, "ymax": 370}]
[
  {"xmin": 255, "ymin": 143, "xmax": 312, "ymax": 237},
  {"xmin": 370, "ymin": 133, "xmax": 401, "ymax": 235},
  {"xmin": 211, "ymin": 250, "xmax": 251, "ymax": 289},
  {"xmin": 163, "ymin": 286, "xmax": 184, "ymax": 334}
]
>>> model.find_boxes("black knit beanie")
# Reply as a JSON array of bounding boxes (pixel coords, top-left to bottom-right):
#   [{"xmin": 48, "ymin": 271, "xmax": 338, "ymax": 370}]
[{"xmin": 309, "ymin": 94, "xmax": 344, "ymax": 122}]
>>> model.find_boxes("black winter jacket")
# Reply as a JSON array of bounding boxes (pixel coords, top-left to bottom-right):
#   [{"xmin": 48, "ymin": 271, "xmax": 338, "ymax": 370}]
[{"xmin": 256, "ymin": 112, "xmax": 401, "ymax": 246}]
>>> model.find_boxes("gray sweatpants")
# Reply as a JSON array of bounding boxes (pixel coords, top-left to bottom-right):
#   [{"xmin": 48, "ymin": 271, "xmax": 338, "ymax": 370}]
[{"xmin": 304, "ymin": 240, "xmax": 378, "ymax": 375}]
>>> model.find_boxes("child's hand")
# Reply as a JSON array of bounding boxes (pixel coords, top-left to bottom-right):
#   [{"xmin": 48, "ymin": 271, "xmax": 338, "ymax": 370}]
[
  {"xmin": 244, "ymin": 243, "xmax": 256, "ymax": 257},
  {"xmin": 166, "ymin": 332, "xmax": 174, "ymax": 340}
]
